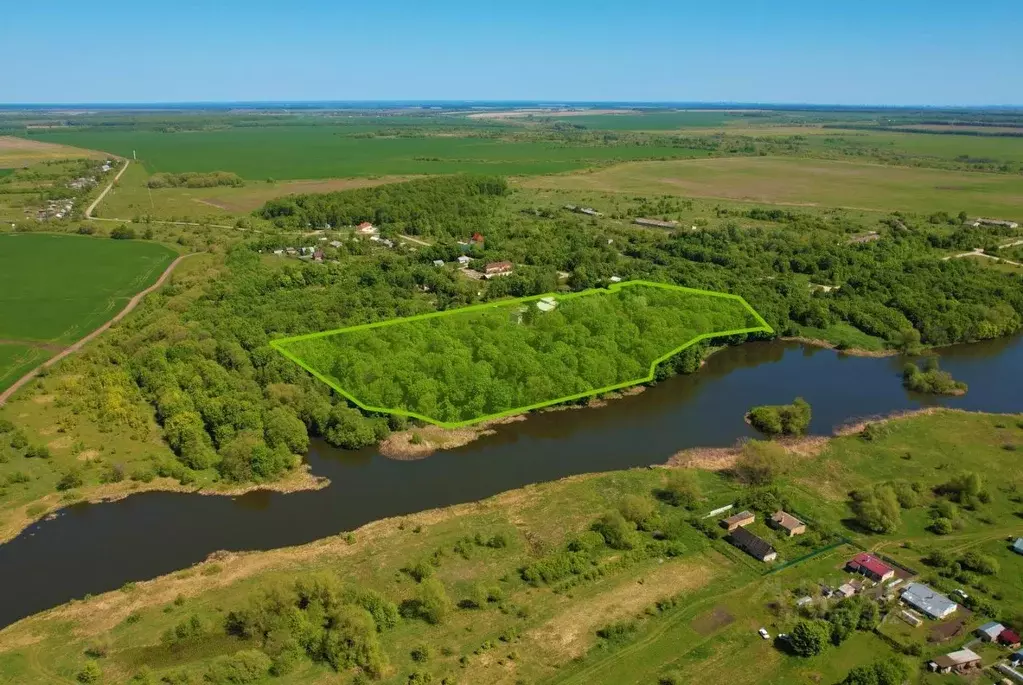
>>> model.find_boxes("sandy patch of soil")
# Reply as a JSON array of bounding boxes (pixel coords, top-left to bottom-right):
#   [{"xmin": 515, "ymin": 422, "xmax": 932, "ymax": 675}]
[
  {"xmin": 45, "ymin": 436, "xmax": 73, "ymax": 450},
  {"xmin": 691, "ymin": 605, "xmax": 735, "ymax": 636},
  {"xmin": 526, "ymin": 562, "xmax": 713, "ymax": 659},
  {"xmin": 665, "ymin": 435, "xmax": 829, "ymax": 471},
  {"xmin": 76, "ymin": 449, "xmax": 100, "ymax": 462},
  {"xmin": 779, "ymin": 336, "xmax": 897, "ymax": 358},
  {"xmin": 832, "ymin": 407, "xmax": 946, "ymax": 437},
  {"xmin": 379, "ymin": 415, "xmax": 526, "ymax": 460}
]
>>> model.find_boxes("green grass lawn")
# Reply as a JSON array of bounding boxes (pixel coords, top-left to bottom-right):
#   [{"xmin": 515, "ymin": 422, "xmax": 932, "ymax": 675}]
[
  {"xmin": 0, "ymin": 233, "xmax": 177, "ymax": 343},
  {"xmin": 24, "ymin": 127, "xmax": 711, "ymax": 180}
]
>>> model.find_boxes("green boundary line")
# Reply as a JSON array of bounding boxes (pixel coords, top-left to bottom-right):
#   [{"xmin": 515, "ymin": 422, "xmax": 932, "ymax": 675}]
[{"xmin": 270, "ymin": 280, "xmax": 773, "ymax": 428}]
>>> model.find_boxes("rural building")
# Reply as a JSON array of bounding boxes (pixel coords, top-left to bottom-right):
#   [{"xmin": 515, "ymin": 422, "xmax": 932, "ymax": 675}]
[
  {"xmin": 720, "ymin": 510, "xmax": 755, "ymax": 531},
  {"xmin": 1013, "ymin": 537, "xmax": 1023, "ymax": 555},
  {"xmin": 846, "ymin": 553, "xmax": 895, "ymax": 582},
  {"xmin": 978, "ymin": 622, "xmax": 1006, "ymax": 642},
  {"xmin": 727, "ymin": 526, "xmax": 777, "ymax": 562},
  {"xmin": 356, "ymin": 222, "xmax": 377, "ymax": 235},
  {"xmin": 848, "ymin": 231, "xmax": 881, "ymax": 244},
  {"xmin": 837, "ymin": 583, "xmax": 857, "ymax": 599},
  {"xmin": 579, "ymin": 207, "xmax": 602, "ymax": 217},
  {"xmin": 433, "ymin": 259, "xmax": 445, "ymax": 267},
  {"xmin": 535, "ymin": 296, "xmax": 558, "ymax": 312},
  {"xmin": 901, "ymin": 583, "xmax": 958, "ymax": 620},
  {"xmin": 457, "ymin": 255, "xmax": 472, "ymax": 266},
  {"xmin": 313, "ymin": 250, "xmax": 324, "ymax": 262},
  {"xmin": 634, "ymin": 217, "xmax": 679, "ymax": 229},
  {"xmin": 484, "ymin": 261, "xmax": 514, "ymax": 277},
  {"xmin": 995, "ymin": 662, "xmax": 1023, "ymax": 684},
  {"xmin": 470, "ymin": 232, "xmax": 485, "ymax": 245},
  {"xmin": 1001, "ymin": 629, "xmax": 1022, "ymax": 648},
  {"xmin": 272, "ymin": 249, "xmax": 284, "ymax": 256},
  {"xmin": 899, "ymin": 610, "xmax": 923, "ymax": 627},
  {"xmin": 970, "ymin": 218, "xmax": 1019, "ymax": 229},
  {"xmin": 770, "ymin": 510, "xmax": 806, "ymax": 536},
  {"xmin": 1012, "ymin": 649, "xmax": 1023, "ymax": 665},
  {"xmin": 927, "ymin": 648, "xmax": 982, "ymax": 674},
  {"xmin": 329, "ymin": 240, "xmax": 343, "ymax": 248}
]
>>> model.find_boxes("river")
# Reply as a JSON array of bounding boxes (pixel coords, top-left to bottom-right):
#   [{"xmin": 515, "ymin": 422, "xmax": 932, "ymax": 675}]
[{"xmin": 1, "ymin": 336, "xmax": 1021, "ymax": 628}]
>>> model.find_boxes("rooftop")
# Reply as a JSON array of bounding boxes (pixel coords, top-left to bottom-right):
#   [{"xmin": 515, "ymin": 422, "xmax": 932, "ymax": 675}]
[
  {"xmin": 771, "ymin": 510, "xmax": 804, "ymax": 531},
  {"xmin": 902, "ymin": 582, "xmax": 957, "ymax": 618},
  {"xmin": 849, "ymin": 552, "xmax": 893, "ymax": 577}
]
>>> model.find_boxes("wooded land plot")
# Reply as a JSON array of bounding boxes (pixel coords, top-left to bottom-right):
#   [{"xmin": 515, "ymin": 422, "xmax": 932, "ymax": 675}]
[{"xmin": 272, "ymin": 281, "xmax": 771, "ymax": 426}]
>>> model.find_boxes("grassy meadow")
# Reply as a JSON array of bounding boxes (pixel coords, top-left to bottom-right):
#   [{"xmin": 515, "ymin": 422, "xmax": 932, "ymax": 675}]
[
  {"xmin": 25, "ymin": 127, "xmax": 712, "ymax": 180},
  {"xmin": 0, "ymin": 409, "xmax": 1020, "ymax": 684},
  {"xmin": 521, "ymin": 157, "xmax": 1023, "ymax": 217},
  {"xmin": 0, "ymin": 136, "xmax": 104, "ymax": 169},
  {"xmin": 0, "ymin": 344, "xmax": 48, "ymax": 393},
  {"xmin": 0, "ymin": 234, "xmax": 177, "ymax": 344}
]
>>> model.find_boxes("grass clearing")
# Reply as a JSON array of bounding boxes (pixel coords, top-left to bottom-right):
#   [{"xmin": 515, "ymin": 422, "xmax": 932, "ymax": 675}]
[
  {"xmin": 0, "ymin": 233, "xmax": 177, "ymax": 343},
  {"xmin": 0, "ymin": 344, "xmax": 48, "ymax": 393},
  {"xmin": 24, "ymin": 127, "xmax": 712, "ymax": 180},
  {"xmin": 522, "ymin": 157, "xmax": 1023, "ymax": 217}
]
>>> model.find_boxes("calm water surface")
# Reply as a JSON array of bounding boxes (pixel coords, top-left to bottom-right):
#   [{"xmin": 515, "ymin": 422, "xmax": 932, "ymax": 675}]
[{"xmin": 0, "ymin": 336, "xmax": 1021, "ymax": 627}]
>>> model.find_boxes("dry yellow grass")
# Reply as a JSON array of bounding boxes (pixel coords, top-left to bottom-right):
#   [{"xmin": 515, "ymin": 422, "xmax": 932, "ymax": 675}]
[{"xmin": 0, "ymin": 136, "xmax": 105, "ymax": 168}]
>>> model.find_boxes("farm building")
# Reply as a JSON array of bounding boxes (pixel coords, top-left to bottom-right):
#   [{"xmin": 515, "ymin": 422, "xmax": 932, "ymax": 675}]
[
  {"xmin": 356, "ymin": 222, "xmax": 377, "ymax": 235},
  {"xmin": 470, "ymin": 232, "xmax": 485, "ymax": 245},
  {"xmin": 432, "ymin": 260, "xmax": 444, "ymax": 267},
  {"xmin": 728, "ymin": 527, "xmax": 777, "ymax": 562},
  {"xmin": 484, "ymin": 261, "xmax": 514, "ymax": 277},
  {"xmin": 1013, "ymin": 649, "xmax": 1023, "ymax": 665},
  {"xmin": 901, "ymin": 583, "xmax": 957, "ymax": 620},
  {"xmin": 928, "ymin": 648, "xmax": 981, "ymax": 674},
  {"xmin": 329, "ymin": 240, "xmax": 343, "ymax": 248},
  {"xmin": 770, "ymin": 510, "xmax": 806, "ymax": 536},
  {"xmin": 836, "ymin": 583, "xmax": 857, "ymax": 599},
  {"xmin": 846, "ymin": 553, "xmax": 895, "ymax": 582},
  {"xmin": 978, "ymin": 622, "xmax": 1006, "ymax": 642},
  {"xmin": 720, "ymin": 510, "xmax": 755, "ymax": 532},
  {"xmin": 634, "ymin": 217, "xmax": 679, "ymax": 229},
  {"xmin": 995, "ymin": 662, "xmax": 1023, "ymax": 683},
  {"xmin": 1013, "ymin": 537, "xmax": 1023, "ymax": 555},
  {"xmin": 969, "ymin": 218, "xmax": 1019, "ymax": 229},
  {"xmin": 457, "ymin": 255, "xmax": 472, "ymax": 266}
]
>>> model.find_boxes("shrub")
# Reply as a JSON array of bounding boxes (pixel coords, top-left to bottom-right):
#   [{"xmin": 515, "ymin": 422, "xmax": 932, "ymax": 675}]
[
  {"xmin": 401, "ymin": 560, "xmax": 435, "ymax": 583},
  {"xmin": 734, "ymin": 440, "xmax": 787, "ymax": 485},
  {"xmin": 659, "ymin": 470, "xmax": 701, "ymax": 508},
  {"xmin": 790, "ymin": 619, "xmax": 831, "ymax": 657},
  {"xmin": 76, "ymin": 661, "xmax": 102, "ymax": 683},
  {"xmin": 596, "ymin": 620, "xmax": 637, "ymax": 645},
  {"xmin": 410, "ymin": 644, "xmax": 431, "ymax": 663},
  {"xmin": 204, "ymin": 650, "xmax": 272, "ymax": 684},
  {"xmin": 747, "ymin": 397, "xmax": 812, "ymax": 436},
  {"xmin": 57, "ymin": 468, "xmax": 85, "ymax": 491},
  {"xmin": 618, "ymin": 494, "xmax": 656, "ymax": 527},
  {"xmin": 591, "ymin": 511, "xmax": 636, "ymax": 550},
  {"xmin": 849, "ymin": 484, "xmax": 902, "ymax": 533}
]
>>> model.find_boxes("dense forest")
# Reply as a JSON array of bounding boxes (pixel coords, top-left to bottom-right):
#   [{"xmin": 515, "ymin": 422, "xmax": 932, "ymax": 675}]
[
  {"xmin": 280, "ymin": 285, "xmax": 761, "ymax": 424},
  {"xmin": 258, "ymin": 175, "xmax": 509, "ymax": 237}
]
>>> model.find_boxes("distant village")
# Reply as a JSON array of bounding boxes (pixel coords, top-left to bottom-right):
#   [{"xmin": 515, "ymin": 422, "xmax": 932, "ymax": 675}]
[
  {"xmin": 32, "ymin": 159, "xmax": 114, "ymax": 221},
  {"xmin": 717, "ymin": 505, "xmax": 1023, "ymax": 680}
]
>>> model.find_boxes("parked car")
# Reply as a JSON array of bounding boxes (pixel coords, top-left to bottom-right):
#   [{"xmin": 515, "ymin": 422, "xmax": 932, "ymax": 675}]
[{"xmin": 758, "ymin": 628, "xmax": 770, "ymax": 640}]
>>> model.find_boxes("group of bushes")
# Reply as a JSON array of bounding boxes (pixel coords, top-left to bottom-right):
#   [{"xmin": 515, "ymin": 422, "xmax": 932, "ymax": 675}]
[
  {"xmin": 746, "ymin": 397, "xmax": 812, "ymax": 436},
  {"xmin": 849, "ymin": 471, "xmax": 990, "ymax": 536},
  {"xmin": 789, "ymin": 595, "xmax": 880, "ymax": 657},
  {"xmin": 902, "ymin": 358, "xmax": 968, "ymax": 395},
  {"xmin": 147, "ymin": 171, "xmax": 244, "ymax": 188}
]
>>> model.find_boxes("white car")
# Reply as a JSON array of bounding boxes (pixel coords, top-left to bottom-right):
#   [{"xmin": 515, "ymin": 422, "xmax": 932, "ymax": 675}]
[{"xmin": 758, "ymin": 628, "xmax": 770, "ymax": 640}]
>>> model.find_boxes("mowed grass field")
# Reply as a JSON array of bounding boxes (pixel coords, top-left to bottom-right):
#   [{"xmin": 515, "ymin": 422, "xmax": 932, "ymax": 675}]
[
  {"xmin": 521, "ymin": 157, "xmax": 1023, "ymax": 217},
  {"xmin": 0, "ymin": 234, "xmax": 177, "ymax": 345},
  {"xmin": 0, "ymin": 136, "xmax": 105, "ymax": 169},
  {"xmin": 23, "ymin": 127, "xmax": 712, "ymax": 180},
  {"xmin": 95, "ymin": 162, "xmax": 415, "ymax": 220}
]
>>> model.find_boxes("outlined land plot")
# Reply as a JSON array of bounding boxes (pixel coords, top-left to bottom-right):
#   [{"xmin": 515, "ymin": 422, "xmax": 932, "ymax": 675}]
[{"xmin": 271, "ymin": 281, "xmax": 772, "ymax": 427}]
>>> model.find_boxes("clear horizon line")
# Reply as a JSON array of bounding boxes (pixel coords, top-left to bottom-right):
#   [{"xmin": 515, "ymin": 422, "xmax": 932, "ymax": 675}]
[{"xmin": 1, "ymin": 99, "xmax": 1022, "ymax": 110}]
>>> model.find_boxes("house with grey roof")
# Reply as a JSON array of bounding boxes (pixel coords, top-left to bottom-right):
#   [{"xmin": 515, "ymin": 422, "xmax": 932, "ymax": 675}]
[
  {"xmin": 977, "ymin": 621, "xmax": 1005, "ymax": 642},
  {"xmin": 1013, "ymin": 537, "xmax": 1023, "ymax": 555},
  {"xmin": 901, "ymin": 582, "xmax": 958, "ymax": 620}
]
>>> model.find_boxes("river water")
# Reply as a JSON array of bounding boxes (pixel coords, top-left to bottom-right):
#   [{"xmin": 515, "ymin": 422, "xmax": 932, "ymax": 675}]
[{"xmin": 0, "ymin": 336, "xmax": 1021, "ymax": 628}]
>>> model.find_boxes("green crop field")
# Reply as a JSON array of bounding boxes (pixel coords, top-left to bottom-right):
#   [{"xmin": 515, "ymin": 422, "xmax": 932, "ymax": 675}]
[
  {"xmin": 812, "ymin": 129, "xmax": 1023, "ymax": 165},
  {"xmin": 522, "ymin": 156, "xmax": 1023, "ymax": 217},
  {"xmin": 273, "ymin": 282, "xmax": 769, "ymax": 426},
  {"xmin": 0, "ymin": 234, "xmax": 177, "ymax": 344},
  {"xmin": 0, "ymin": 344, "xmax": 48, "ymax": 392},
  {"xmin": 23, "ymin": 127, "xmax": 711, "ymax": 180}
]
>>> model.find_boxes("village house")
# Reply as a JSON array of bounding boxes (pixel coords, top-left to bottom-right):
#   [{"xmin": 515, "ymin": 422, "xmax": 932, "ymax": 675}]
[
  {"xmin": 470, "ymin": 232, "xmax": 485, "ymax": 245},
  {"xmin": 313, "ymin": 250, "xmax": 324, "ymax": 263},
  {"xmin": 1001, "ymin": 629, "xmax": 1022, "ymax": 649},
  {"xmin": 728, "ymin": 526, "xmax": 777, "ymax": 563},
  {"xmin": 901, "ymin": 583, "xmax": 958, "ymax": 620},
  {"xmin": 272, "ymin": 249, "xmax": 284, "ymax": 256},
  {"xmin": 928, "ymin": 648, "xmax": 982, "ymax": 675},
  {"xmin": 329, "ymin": 240, "xmax": 343, "ymax": 249},
  {"xmin": 770, "ymin": 510, "xmax": 806, "ymax": 537},
  {"xmin": 634, "ymin": 217, "xmax": 679, "ymax": 229},
  {"xmin": 720, "ymin": 510, "xmax": 755, "ymax": 532},
  {"xmin": 457, "ymin": 255, "xmax": 472, "ymax": 267},
  {"xmin": 484, "ymin": 261, "xmax": 513, "ymax": 278},
  {"xmin": 836, "ymin": 583, "xmax": 858, "ymax": 599},
  {"xmin": 356, "ymin": 222, "xmax": 377, "ymax": 236},
  {"xmin": 978, "ymin": 621, "xmax": 1006, "ymax": 642},
  {"xmin": 1013, "ymin": 537, "xmax": 1023, "ymax": 555},
  {"xmin": 846, "ymin": 553, "xmax": 896, "ymax": 582},
  {"xmin": 433, "ymin": 259, "xmax": 445, "ymax": 267},
  {"xmin": 1012, "ymin": 649, "xmax": 1023, "ymax": 665}
]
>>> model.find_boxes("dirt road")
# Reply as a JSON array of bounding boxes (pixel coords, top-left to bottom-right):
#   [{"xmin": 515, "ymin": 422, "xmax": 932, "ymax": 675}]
[
  {"xmin": 0, "ymin": 253, "xmax": 195, "ymax": 406},
  {"xmin": 85, "ymin": 159, "xmax": 130, "ymax": 219}
]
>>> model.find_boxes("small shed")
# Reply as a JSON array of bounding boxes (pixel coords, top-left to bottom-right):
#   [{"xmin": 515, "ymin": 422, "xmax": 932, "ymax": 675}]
[
  {"xmin": 770, "ymin": 510, "xmax": 806, "ymax": 537},
  {"xmin": 433, "ymin": 260, "xmax": 445, "ymax": 267},
  {"xmin": 457, "ymin": 255, "xmax": 472, "ymax": 266},
  {"xmin": 978, "ymin": 622, "xmax": 1006, "ymax": 642},
  {"xmin": 1000, "ymin": 629, "xmax": 1022, "ymax": 648},
  {"xmin": 720, "ymin": 510, "xmax": 755, "ymax": 532},
  {"xmin": 1013, "ymin": 537, "xmax": 1023, "ymax": 555}
]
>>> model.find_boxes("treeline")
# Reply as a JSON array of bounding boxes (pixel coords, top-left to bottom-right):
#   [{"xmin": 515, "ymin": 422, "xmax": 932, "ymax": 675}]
[
  {"xmin": 147, "ymin": 171, "xmax": 244, "ymax": 188},
  {"xmin": 257, "ymin": 175, "xmax": 508, "ymax": 237}
]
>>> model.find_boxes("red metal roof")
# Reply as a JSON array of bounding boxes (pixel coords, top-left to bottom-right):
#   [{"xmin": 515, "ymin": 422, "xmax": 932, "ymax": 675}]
[
  {"xmin": 849, "ymin": 552, "xmax": 893, "ymax": 577},
  {"xmin": 1000, "ymin": 629, "xmax": 1021, "ymax": 644}
]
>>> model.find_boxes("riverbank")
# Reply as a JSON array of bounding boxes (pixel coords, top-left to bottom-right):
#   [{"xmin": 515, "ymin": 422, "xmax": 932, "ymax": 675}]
[
  {"xmin": 2, "ymin": 407, "xmax": 1020, "ymax": 684},
  {"xmin": 0, "ymin": 465, "xmax": 328, "ymax": 546},
  {"xmin": 779, "ymin": 335, "xmax": 898, "ymax": 357}
]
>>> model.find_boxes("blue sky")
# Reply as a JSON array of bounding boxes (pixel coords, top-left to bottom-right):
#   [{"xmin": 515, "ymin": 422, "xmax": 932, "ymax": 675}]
[{"xmin": 4, "ymin": 0, "xmax": 1021, "ymax": 105}]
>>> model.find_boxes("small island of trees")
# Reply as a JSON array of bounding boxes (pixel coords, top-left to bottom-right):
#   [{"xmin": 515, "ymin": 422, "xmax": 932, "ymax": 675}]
[{"xmin": 902, "ymin": 357, "xmax": 967, "ymax": 395}]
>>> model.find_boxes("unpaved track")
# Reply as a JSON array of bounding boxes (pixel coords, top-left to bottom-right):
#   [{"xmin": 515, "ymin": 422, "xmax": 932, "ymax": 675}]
[
  {"xmin": 85, "ymin": 159, "xmax": 130, "ymax": 219},
  {"xmin": 0, "ymin": 253, "xmax": 195, "ymax": 406}
]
